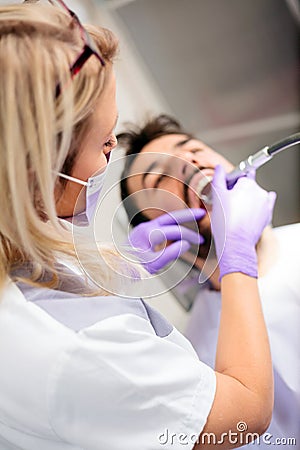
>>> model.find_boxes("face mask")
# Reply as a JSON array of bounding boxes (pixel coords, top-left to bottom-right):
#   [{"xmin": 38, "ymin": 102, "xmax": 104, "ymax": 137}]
[{"xmin": 58, "ymin": 168, "xmax": 107, "ymax": 227}]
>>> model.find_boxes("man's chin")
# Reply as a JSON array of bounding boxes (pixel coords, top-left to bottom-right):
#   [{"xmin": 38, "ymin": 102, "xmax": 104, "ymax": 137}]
[{"xmin": 196, "ymin": 217, "xmax": 212, "ymax": 259}]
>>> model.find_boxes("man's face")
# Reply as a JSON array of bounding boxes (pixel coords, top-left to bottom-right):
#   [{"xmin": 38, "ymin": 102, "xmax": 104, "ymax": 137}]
[{"xmin": 126, "ymin": 134, "xmax": 234, "ymax": 239}]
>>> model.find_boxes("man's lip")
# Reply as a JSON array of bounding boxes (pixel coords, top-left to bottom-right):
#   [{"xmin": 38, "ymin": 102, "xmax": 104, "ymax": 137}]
[{"xmin": 186, "ymin": 169, "xmax": 214, "ymax": 208}]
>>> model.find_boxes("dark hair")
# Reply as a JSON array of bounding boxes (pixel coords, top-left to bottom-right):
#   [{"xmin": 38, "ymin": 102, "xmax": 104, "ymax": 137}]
[{"xmin": 118, "ymin": 114, "xmax": 192, "ymax": 227}]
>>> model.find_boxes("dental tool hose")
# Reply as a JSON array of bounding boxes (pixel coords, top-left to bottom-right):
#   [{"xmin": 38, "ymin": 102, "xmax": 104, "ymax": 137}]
[{"xmin": 197, "ymin": 132, "xmax": 300, "ymax": 204}]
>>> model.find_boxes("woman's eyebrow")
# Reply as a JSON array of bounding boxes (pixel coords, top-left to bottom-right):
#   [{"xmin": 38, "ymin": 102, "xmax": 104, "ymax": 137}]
[
  {"xmin": 103, "ymin": 114, "xmax": 119, "ymax": 141},
  {"xmin": 112, "ymin": 114, "xmax": 119, "ymax": 131},
  {"xmin": 108, "ymin": 114, "xmax": 119, "ymax": 135}
]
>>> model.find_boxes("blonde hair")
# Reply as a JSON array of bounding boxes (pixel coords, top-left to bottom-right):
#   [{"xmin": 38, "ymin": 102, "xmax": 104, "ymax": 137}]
[{"xmin": 0, "ymin": 3, "xmax": 143, "ymax": 296}]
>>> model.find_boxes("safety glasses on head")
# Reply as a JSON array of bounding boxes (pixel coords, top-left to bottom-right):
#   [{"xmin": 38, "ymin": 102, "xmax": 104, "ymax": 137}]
[{"xmin": 23, "ymin": 0, "xmax": 106, "ymax": 97}]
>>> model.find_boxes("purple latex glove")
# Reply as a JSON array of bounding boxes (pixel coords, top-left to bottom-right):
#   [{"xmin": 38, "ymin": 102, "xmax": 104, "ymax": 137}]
[
  {"xmin": 211, "ymin": 165, "xmax": 276, "ymax": 279},
  {"xmin": 128, "ymin": 208, "xmax": 206, "ymax": 274}
]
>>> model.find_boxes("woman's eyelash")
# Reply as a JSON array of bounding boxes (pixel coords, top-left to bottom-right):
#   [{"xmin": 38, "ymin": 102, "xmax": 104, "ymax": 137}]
[{"xmin": 104, "ymin": 138, "xmax": 115, "ymax": 148}]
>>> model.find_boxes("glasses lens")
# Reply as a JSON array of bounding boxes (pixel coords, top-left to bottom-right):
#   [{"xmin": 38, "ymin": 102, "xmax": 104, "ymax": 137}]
[{"xmin": 24, "ymin": 0, "xmax": 105, "ymax": 96}]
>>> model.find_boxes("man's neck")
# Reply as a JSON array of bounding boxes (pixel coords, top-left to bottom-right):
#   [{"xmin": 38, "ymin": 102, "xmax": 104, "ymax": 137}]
[{"xmin": 185, "ymin": 226, "xmax": 278, "ymax": 291}]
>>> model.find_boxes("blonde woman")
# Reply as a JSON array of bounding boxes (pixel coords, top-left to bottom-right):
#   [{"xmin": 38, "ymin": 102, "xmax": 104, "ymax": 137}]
[{"xmin": 0, "ymin": 2, "xmax": 276, "ymax": 449}]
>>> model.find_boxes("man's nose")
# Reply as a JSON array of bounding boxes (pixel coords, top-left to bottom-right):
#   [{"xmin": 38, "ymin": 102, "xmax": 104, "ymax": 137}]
[
  {"xmin": 175, "ymin": 149, "xmax": 200, "ymax": 167},
  {"xmin": 170, "ymin": 153, "xmax": 199, "ymax": 181}
]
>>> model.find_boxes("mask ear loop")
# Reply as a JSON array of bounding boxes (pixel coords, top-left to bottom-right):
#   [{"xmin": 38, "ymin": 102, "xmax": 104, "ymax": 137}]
[{"xmin": 56, "ymin": 172, "xmax": 88, "ymax": 186}]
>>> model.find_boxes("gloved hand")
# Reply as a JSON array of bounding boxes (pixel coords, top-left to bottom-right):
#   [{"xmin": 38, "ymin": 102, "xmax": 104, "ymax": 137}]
[
  {"xmin": 211, "ymin": 165, "xmax": 276, "ymax": 279},
  {"xmin": 128, "ymin": 208, "xmax": 206, "ymax": 274}
]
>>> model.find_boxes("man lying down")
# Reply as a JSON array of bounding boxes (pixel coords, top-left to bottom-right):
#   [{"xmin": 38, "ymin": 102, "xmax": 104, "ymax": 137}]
[{"xmin": 118, "ymin": 114, "xmax": 300, "ymax": 449}]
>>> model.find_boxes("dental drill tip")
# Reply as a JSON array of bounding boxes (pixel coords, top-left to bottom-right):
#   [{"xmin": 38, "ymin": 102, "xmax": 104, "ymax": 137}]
[{"xmin": 196, "ymin": 176, "xmax": 213, "ymax": 196}]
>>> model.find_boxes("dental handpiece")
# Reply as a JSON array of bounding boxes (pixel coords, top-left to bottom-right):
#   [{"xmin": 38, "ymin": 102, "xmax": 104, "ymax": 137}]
[{"xmin": 196, "ymin": 132, "xmax": 300, "ymax": 205}]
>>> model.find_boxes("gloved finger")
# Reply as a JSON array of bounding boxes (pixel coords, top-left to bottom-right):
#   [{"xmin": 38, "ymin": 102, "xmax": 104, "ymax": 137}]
[
  {"xmin": 156, "ymin": 208, "xmax": 206, "ymax": 226},
  {"xmin": 246, "ymin": 168, "xmax": 256, "ymax": 180},
  {"xmin": 150, "ymin": 224, "xmax": 204, "ymax": 246},
  {"xmin": 267, "ymin": 191, "xmax": 277, "ymax": 222},
  {"xmin": 212, "ymin": 164, "xmax": 227, "ymax": 191},
  {"xmin": 155, "ymin": 240, "xmax": 191, "ymax": 268}
]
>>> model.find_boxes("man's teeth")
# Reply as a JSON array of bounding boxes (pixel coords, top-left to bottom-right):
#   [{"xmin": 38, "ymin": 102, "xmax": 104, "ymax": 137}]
[{"xmin": 196, "ymin": 176, "xmax": 213, "ymax": 196}]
